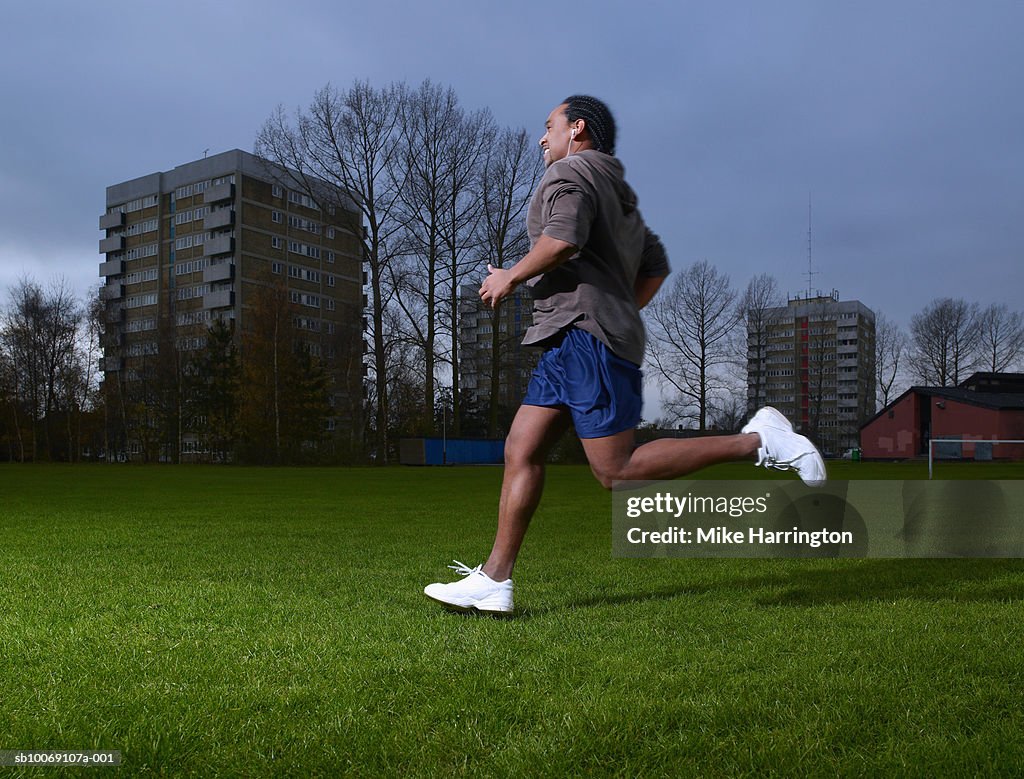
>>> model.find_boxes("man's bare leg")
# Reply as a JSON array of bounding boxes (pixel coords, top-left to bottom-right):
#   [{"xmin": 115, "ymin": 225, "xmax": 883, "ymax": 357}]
[
  {"xmin": 482, "ymin": 405, "xmax": 571, "ymax": 582},
  {"xmin": 581, "ymin": 429, "xmax": 761, "ymax": 489}
]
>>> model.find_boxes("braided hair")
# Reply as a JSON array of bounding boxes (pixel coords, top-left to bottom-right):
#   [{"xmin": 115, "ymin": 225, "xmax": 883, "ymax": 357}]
[{"xmin": 562, "ymin": 95, "xmax": 617, "ymax": 155}]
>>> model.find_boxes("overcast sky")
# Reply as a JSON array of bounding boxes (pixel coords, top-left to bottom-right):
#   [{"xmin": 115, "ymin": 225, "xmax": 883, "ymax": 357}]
[{"xmin": 2, "ymin": 0, "xmax": 1021, "ymax": 334}]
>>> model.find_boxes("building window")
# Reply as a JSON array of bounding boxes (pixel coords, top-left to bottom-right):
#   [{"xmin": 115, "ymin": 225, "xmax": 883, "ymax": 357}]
[
  {"xmin": 127, "ymin": 219, "xmax": 159, "ymax": 235},
  {"xmin": 272, "ymin": 262, "xmax": 283, "ymax": 274},
  {"xmin": 272, "ymin": 184, "xmax": 283, "ymax": 198},
  {"xmin": 126, "ymin": 244, "xmax": 159, "ymax": 260},
  {"xmin": 175, "ymin": 257, "xmax": 208, "ymax": 276},
  {"xmin": 290, "ymin": 291, "xmax": 321, "ymax": 308},
  {"xmin": 126, "ymin": 293, "xmax": 158, "ymax": 308},
  {"xmin": 287, "ymin": 190, "xmax": 319, "ymax": 210},
  {"xmin": 272, "ymin": 210, "xmax": 282, "ymax": 223},
  {"xmin": 272, "ymin": 236, "xmax": 281, "ymax": 249}
]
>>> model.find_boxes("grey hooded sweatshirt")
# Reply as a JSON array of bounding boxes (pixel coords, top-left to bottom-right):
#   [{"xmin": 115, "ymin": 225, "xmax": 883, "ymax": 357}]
[{"xmin": 522, "ymin": 149, "xmax": 670, "ymax": 366}]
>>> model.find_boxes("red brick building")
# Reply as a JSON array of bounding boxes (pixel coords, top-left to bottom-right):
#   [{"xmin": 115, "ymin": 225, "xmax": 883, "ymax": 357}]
[{"xmin": 860, "ymin": 373, "xmax": 1024, "ymax": 460}]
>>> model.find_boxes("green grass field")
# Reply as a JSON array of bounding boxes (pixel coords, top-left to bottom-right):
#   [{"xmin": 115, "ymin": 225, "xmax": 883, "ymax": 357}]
[{"xmin": 1, "ymin": 462, "xmax": 1023, "ymax": 776}]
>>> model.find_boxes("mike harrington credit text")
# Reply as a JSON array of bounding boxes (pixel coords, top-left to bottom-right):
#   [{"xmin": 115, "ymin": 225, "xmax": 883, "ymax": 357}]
[{"xmin": 622, "ymin": 491, "xmax": 854, "ymax": 548}]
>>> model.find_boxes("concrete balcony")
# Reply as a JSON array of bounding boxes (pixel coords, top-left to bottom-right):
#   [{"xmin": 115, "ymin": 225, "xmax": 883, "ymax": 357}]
[
  {"xmin": 102, "ymin": 356, "xmax": 124, "ymax": 372},
  {"xmin": 203, "ymin": 290, "xmax": 235, "ymax": 310},
  {"xmin": 99, "ymin": 235, "xmax": 125, "ymax": 254},
  {"xmin": 99, "ymin": 259, "xmax": 125, "ymax": 277},
  {"xmin": 100, "ymin": 211, "xmax": 125, "ymax": 230},
  {"xmin": 105, "ymin": 306, "xmax": 125, "ymax": 324},
  {"xmin": 203, "ymin": 208, "xmax": 235, "ymax": 230},
  {"xmin": 102, "ymin": 283, "xmax": 124, "ymax": 301},
  {"xmin": 204, "ymin": 235, "xmax": 235, "ymax": 257},
  {"xmin": 203, "ymin": 262, "xmax": 234, "ymax": 284},
  {"xmin": 204, "ymin": 182, "xmax": 234, "ymax": 204}
]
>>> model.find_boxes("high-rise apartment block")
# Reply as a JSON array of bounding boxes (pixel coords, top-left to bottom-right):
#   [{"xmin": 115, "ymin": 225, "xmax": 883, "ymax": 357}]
[
  {"xmin": 98, "ymin": 149, "xmax": 365, "ymax": 458},
  {"xmin": 747, "ymin": 291, "xmax": 876, "ymax": 454},
  {"xmin": 458, "ymin": 285, "xmax": 538, "ymax": 420}
]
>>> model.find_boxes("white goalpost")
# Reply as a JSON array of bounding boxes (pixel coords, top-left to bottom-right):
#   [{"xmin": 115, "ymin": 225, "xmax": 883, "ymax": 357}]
[{"xmin": 928, "ymin": 438, "xmax": 1024, "ymax": 479}]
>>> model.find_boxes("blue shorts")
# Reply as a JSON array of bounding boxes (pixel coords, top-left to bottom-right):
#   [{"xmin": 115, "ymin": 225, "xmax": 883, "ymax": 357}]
[{"xmin": 522, "ymin": 328, "xmax": 643, "ymax": 439}]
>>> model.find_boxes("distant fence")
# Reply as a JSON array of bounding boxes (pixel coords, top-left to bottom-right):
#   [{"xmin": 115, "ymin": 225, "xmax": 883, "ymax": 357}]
[
  {"xmin": 928, "ymin": 438, "xmax": 1024, "ymax": 478},
  {"xmin": 399, "ymin": 437, "xmax": 504, "ymax": 466}
]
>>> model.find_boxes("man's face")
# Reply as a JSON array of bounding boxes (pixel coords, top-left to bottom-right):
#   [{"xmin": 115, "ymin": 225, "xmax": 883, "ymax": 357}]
[{"xmin": 540, "ymin": 104, "xmax": 574, "ymax": 167}]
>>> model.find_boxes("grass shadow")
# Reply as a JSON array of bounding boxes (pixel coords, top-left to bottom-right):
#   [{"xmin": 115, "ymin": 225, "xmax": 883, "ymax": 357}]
[
  {"xmin": 513, "ymin": 559, "xmax": 1024, "ymax": 618},
  {"xmin": 752, "ymin": 558, "xmax": 1024, "ymax": 607}
]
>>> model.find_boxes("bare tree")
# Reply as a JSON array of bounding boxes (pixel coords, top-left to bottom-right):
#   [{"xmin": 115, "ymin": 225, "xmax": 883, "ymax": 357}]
[
  {"xmin": 646, "ymin": 260, "xmax": 740, "ymax": 430},
  {"xmin": 874, "ymin": 312, "xmax": 908, "ymax": 407},
  {"xmin": 379, "ymin": 301, "xmax": 426, "ymax": 444},
  {"xmin": 389, "ymin": 80, "xmax": 466, "ymax": 434},
  {"xmin": 736, "ymin": 273, "xmax": 782, "ymax": 414},
  {"xmin": 0, "ymin": 277, "xmax": 85, "ymax": 460},
  {"xmin": 478, "ymin": 127, "xmax": 543, "ymax": 436},
  {"xmin": 237, "ymin": 278, "xmax": 330, "ymax": 464},
  {"xmin": 977, "ymin": 303, "xmax": 1023, "ymax": 373},
  {"xmin": 0, "ymin": 324, "xmax": 20, "ymax": 461},
  {"xmin": 256, "ymin": 80, "xmax": 407, "ymax": 462},
  {"xmin": 39, "ymin": 279, "xmax": 82, "ymax": 459},
  {"xmin": 84, "ymin": 287, "xmax": 109, "ymax": 460},
  {"xmin": 78, "ymin": 286, "xmax": 106, "ymax": 459},
  {"xmin": 910, "ymin": 297, "xmax": 980, "ymax": 386},
  {"xmin": 2, "ymin": 278, "xmax": 45, "ymax": 459},
  {"xmin": 437, "ymin": 106, "xmax": 495, "ymax": 436}
]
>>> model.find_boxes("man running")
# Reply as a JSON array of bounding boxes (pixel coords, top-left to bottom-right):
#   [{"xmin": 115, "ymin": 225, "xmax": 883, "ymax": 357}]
[{"xmin": 425, "ymin": 95, "xmax": 825, "ymax": 614}]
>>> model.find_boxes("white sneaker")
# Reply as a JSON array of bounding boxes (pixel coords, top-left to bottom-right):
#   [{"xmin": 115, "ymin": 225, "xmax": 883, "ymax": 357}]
[
  {"xmin": 424, "ymin": 561, "xmax": 514, "ymax": 614},
  {"xmin": 742, "ymin": 406, "xmax": 827, "ymax": 487}
]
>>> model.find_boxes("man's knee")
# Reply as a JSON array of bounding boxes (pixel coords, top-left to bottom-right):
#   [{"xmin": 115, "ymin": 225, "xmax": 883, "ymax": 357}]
[
  {"xmin": 589, "ymin": 462, "xmax": 620, "ymax": 490},
  {"xmin": 504, "ymin": 430, "xmax": 544, "ymax": 469},
  {"xmin": 580, "ymin": 429, "xmax": 636, "ymax": 490}
]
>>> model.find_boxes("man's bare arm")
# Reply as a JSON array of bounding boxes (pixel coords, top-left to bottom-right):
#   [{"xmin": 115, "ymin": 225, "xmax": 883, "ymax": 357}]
[
  {"xmin": 479, "ymin": 235, "xmax": 577, "ymax": 308},
  {"xmin": 635, "ymin": 274, "xmax": 666, "ymax": 309}
]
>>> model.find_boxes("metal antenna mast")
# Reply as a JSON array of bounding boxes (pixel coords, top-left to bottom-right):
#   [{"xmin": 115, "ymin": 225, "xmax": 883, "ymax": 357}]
[{"xmin": 804, "ymin": 193, "xmax": 817, "ymax": 298}]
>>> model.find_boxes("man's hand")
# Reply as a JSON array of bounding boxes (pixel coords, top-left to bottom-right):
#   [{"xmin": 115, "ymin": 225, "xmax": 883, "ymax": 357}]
[
  {"xmin": 479, "ymin": 236, "xmax": 578, "ymax": 309},
  {"xmin": 479, "ymin": 264, "xmax": 518, "ymax": 309}
]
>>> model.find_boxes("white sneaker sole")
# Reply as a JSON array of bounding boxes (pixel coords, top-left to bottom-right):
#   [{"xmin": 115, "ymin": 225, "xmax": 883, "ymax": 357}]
[{"xmin": 423, "ymin": 586, "xmax": 514, "ymax": 615}]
